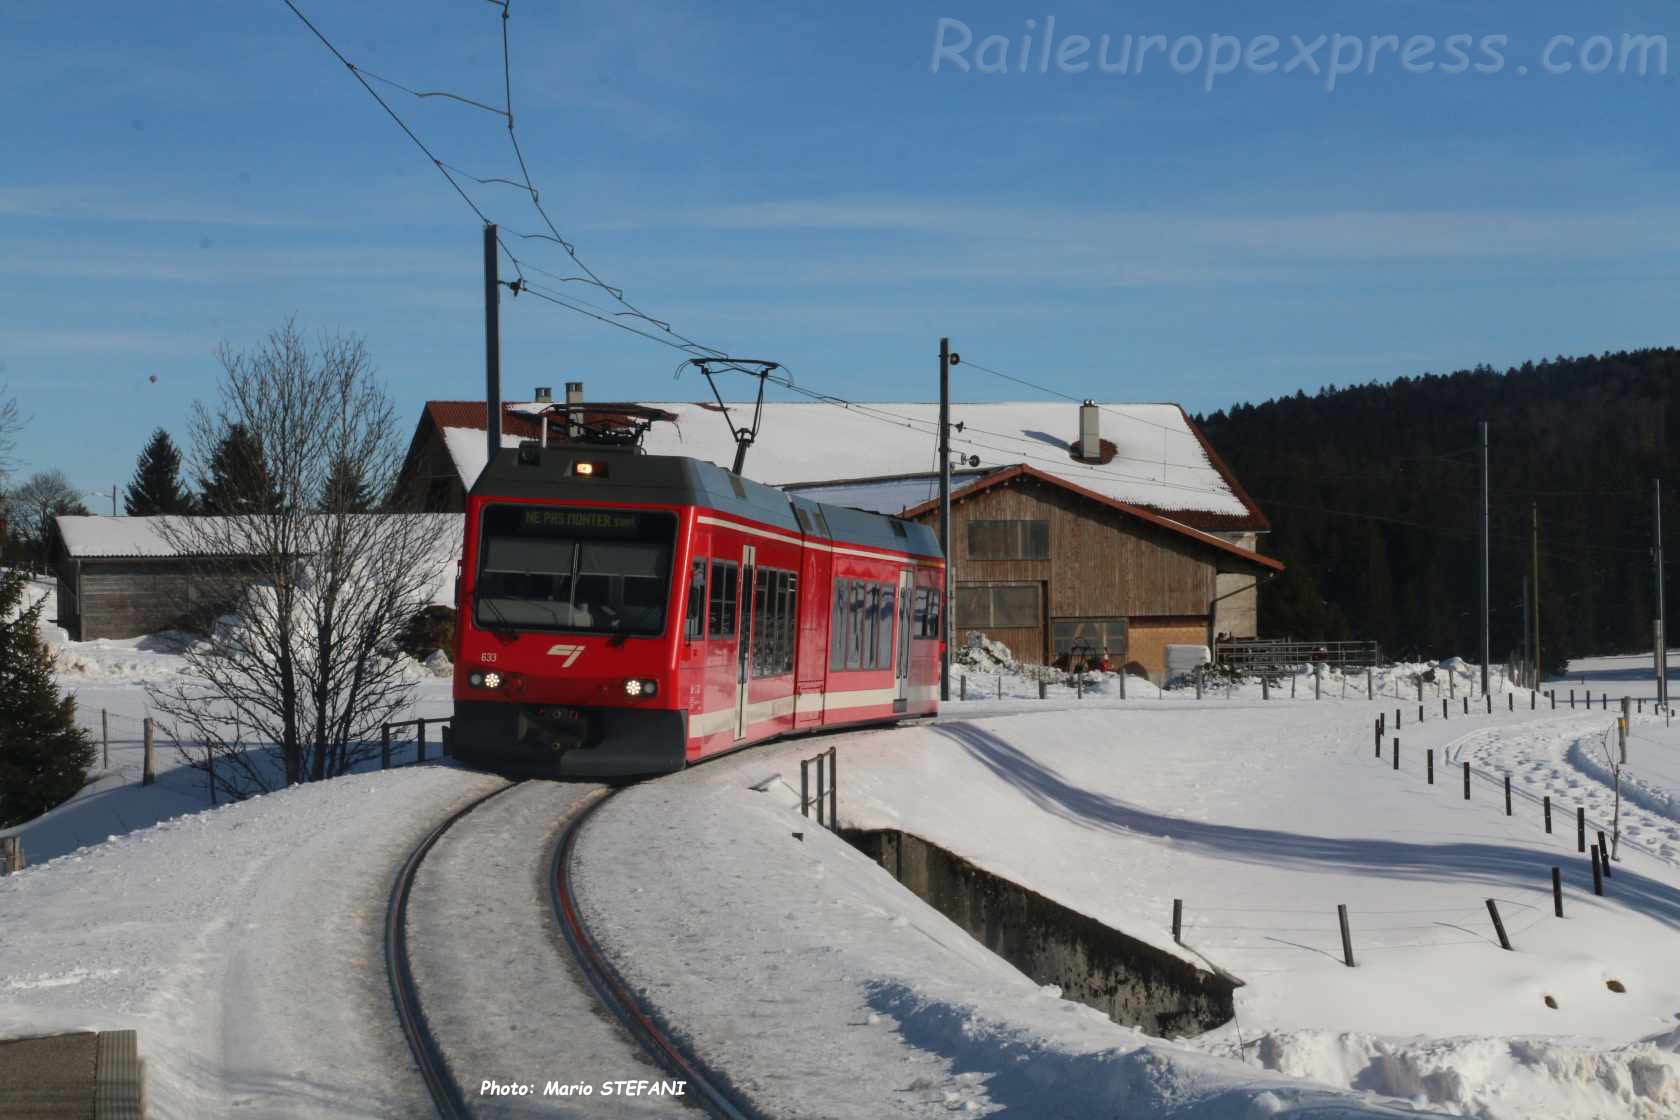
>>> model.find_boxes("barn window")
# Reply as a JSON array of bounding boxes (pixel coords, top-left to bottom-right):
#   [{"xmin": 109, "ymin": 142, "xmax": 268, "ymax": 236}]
[
  {"xmin": 957, "ymin": 583, "xmax": 1040, "ymax": 629},
  {"xmin": 967, "ymin": 520, "xmax": 1049, "ymax": 560},
  {"xmin": 1052, "ymin": 617, "xmax": 1128, "ymax": 660}
]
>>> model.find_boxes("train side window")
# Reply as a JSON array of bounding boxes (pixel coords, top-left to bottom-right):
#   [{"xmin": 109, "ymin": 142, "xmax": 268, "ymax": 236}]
[
  {"xmin": 844, "ymin": 581, "xmax": 860, "ymax": 670},
  {"xmin": 781, "ymin": 572, "xmax": 798, "ymax": 673},
  {"xmin": 877, "ymin": 584, "xmax": 895, "ymax": 668},
  {"xmin": 710, "ymin": 560, "xmax": 738, "ymax": 639},
  {"xmin": 921, "ymin": 587, "xmax": 942, "ymax": 639},
  {"xmin": 830, "ymin": 579, "xmax": 848, "ymax": 666},
  {"xmin": 684, "ymin": 559, "xmax": 707, "ymax": 641},
  {"xmin": 751, "ymin": 568, "xmax": 770, "ymax": 675}
]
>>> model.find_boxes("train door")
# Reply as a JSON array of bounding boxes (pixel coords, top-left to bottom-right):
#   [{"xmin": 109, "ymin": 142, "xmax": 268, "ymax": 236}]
[
  {"xmin": 894, "ymin": 569, "xmax": 914, "ymax": 710},
  {"xmin": 735, "ymin": 544, "xmax": 757, "ymax": 739}
]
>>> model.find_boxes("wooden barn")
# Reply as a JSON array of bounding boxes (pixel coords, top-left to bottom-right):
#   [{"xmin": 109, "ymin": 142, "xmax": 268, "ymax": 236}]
[
  {"xmin": 896, "ymin": 465, "xmax": 1281, "ymax": 676},
  {"xmin": 51, "ymin": 517, "xmax": 253, "ymax": 641}
]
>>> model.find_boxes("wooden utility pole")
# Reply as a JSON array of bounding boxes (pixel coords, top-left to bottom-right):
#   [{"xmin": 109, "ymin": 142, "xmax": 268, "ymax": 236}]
[
  {"xmin": 1531, "ymin": 502, "xmax": 1541, "ymax": 689},
  {"xmin": 484, "ymin": 223, "xmax": 502, "ymax": 468},
  {"xmin": 1479, "ymin": 421, "xmax": 1490, "ymax": 696},
  {"xmin": 1656, "ymin": 479, "xmax": 1667, "ymax": 711},
  {"xmin": 938, "ymin": 338, "xmax": 953, "ymax": 701}
]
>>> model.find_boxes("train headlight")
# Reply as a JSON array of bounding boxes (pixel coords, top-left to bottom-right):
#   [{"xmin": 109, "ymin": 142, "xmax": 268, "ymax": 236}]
[
  {"xmin": 623, "ymin": 678, "xmax": 658, "ymax": 698},
  {"xmin": 469, "ymin": 672, "xmax": 483, "ymax": 687},
  {"xmin": 624, "ymin": 679, "xmax": 642, "ymax": 697},
  {"xmin": 482, "ymin": 671, "xmax": 502, "ymax": 690}
]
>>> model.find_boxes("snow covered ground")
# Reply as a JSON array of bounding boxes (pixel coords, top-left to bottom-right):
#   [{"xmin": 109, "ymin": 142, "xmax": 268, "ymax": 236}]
[{"xmin": 7, "ymin": 603, "xmax": 1680, "ymax": 1117}]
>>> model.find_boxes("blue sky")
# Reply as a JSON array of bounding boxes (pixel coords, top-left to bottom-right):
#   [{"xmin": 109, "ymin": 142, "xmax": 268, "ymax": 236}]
[{"xmin": 4, "ymin": 0, "xmax": 1678, "ymax": 497}]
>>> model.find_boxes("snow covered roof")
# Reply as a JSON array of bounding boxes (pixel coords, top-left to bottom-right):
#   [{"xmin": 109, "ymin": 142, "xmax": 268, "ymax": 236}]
[
  {"xmin": 54, "ymin": 516, "xmax": 221, "ymax": 558},
  {"xmin": 429, "ymin": 400, "xmax": 1268, "ymax": 531},
  {"xmin": 55, "ymin": 514, "xmax": 465, "ymax": 563}
]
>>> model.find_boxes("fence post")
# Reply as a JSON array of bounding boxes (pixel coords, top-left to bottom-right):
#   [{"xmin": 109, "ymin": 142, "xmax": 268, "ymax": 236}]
[
  {"xmin": 1262, "ymin": 674, "xmax": 1269, "ymax": 700},
  {"xmin": 142, "ymin": 718, "xmax": 155, "ymax": 786},
  {"xmin": 1038, "ymin": 679, "xmax": 1047, "ymax": 700},
  {"xmin": 1486, "ymin": 899, "xmax": 1513, "ymax": 950},
  {"xmin": 1119, "ymin": 671, "xmax": 1126, "ymax": 700},
  {"xmin": 1504, "ymin": 774, "xmax": 1512, "ymax": 815},
  {"xmin": 1591, "ymin": 845, "xmax": 1604, "ymax": 896},
  {"xmin": 1550, "ymin": 691, "xmax": 1555, "ymax": 710},
  {"xmin": 1076, "ymin": 673, "xmax": 1083, "ymax": 700},
  {"xmin": 828, "ymin": 746, "xmax": 838, "ymax": 829},
  {"xmin": 1367, "ymin": 668, "xmax": 1373, "ymax": 700},
  {"xmin": 1172, "ymin": 899, "xmax": 1183, "ymax": 945},
  {"xmin": 1427, "ymin": 748, "xmax": 1434, "ymax": 784},
  {"xmin": 417, "ymin": 719, "xmax": 427, "ymax": 764},
  {"xmin": 1508, "ymin": 693, "xmax": 1514, "ymax": 712},
  {"xmin": 1598, "ymin": 830, "xmax": 1612, "ymax": 877},
  {"xmin": 1462, "ymin": 761, "xmax": 1470, "ymax": 800},
  {"xmin": 102, "ymin": 709, "xmax": 109, "ymax": 770},
  {"xmin": 816, "ymin": 753, "xmax": 826, "ymax": 827},
  {"xmin": 1570, "ymin": 689, "xmax": 1575, "ymax": 708},
  {"xmin": 1463, "ymin": 696, "xmax": 1469, "ymax": 715},
  {"xmin": 1395, "ymin": 707, "xmax": 1401, "ymax": 728},
  {"xmin": 1291, "ymin": 675, "xmax": 1296, "ymax": 699},
  {"xmin": 997, "ymin": 675, "xmax": 1003, "ymax": 700},
  {"xmin": 1337, "ymin": 904, "xmax": 1355, "ymax": 967},
  {"xmin": 801, "ymin": 759, "xmax": 810, "ymax": 819},
  {"xmin": 1577, "ymin": 807, "xmax": 1586, "ymax": 852},
  {"xmin": 1315, "ymin": 664, "xmax": 1322, "ymax": 699},
  {"xmin": 381, "ymin": 724, "xmax": 392, "ymax": 770},
  {"xmin": 1552, "ymin": 867, "xmax": 1564, "ymax": 917},
  {"xmin": 1195, "ymin": 675, "xmax": 1203, "ymax": 700},
  {"xmin": 1486, "ymin": 695, "xmax": 1492, "ymax": 714},
  {"xmin": 1418, "ymin": 703, "xmax": 1423, "ymax": 724},
  {"xmin": 1393, "ymin": 738, "xmax": 1399, "ymax": 770},
  {"xmin": 1444, "ymin": 698, "xmax": 1449, "ymax": 719},
  {"xmin": 960, "ymin": 675, "xmax": 967, "ymax": 701},
  {"xmin": 1544, "ymin": 795, "xmax": 1552, "ymax": 833}
]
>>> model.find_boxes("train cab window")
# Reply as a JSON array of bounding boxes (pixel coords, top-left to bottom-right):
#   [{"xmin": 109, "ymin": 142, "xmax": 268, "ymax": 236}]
[
  {"xmin": 684, "ymin": 559, "xmax": 707, "ymax": 641},
  {"xmin": 709, "ymin": 560, "xmax": 738, "ymax": 639},
  {"xmin": 475, "ymin": 506, "xmax": 675, "ymax": 636}
]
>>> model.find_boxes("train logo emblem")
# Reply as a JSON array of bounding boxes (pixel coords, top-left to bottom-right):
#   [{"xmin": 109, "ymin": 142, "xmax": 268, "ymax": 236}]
[{"xmin": 546, "ymin": 643, "xmax": 585, "ymax": 667}]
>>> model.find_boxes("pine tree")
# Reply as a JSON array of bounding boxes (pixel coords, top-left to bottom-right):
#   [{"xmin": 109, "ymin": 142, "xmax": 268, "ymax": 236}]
[
  {"xmin": 317, "ymin": 454, "xmax": 373, "ymax": 513},
  {"xmin": 124, "ymin": 428, "xmax": 194, "ymax": 516},
  {"xmin": 199, "ymin": 424, "xmax": 280, "ymax": 515},
  {"xmin": 0, "ymin": 570, "xmax": 96, "ymax": 828}
]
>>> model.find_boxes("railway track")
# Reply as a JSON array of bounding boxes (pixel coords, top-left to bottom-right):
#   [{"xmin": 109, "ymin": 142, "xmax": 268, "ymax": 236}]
[{"xmin": 384, "ymin": 778, "xmax": 760, "ymax": 1120}]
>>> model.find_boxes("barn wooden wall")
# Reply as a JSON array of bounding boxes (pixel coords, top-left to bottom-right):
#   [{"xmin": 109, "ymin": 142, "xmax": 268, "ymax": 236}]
[
  {"xmin": 915, "ymin": 476, "xmax": 1226, "ymax": 671},
  {"xmin": 65, "ymin": 559, "xmax": 251, "ymax": 640}
]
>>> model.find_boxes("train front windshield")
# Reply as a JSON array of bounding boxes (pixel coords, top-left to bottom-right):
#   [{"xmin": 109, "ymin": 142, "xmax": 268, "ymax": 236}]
[{"xmin": 474, "ymin": 506, "xmax": 677, "ymax": 636}]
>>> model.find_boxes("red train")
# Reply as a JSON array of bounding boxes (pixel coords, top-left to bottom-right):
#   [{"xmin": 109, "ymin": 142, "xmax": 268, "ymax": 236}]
[{"xmin": 450, "ymin": 441, "xmax": 945, "ymax": 777}]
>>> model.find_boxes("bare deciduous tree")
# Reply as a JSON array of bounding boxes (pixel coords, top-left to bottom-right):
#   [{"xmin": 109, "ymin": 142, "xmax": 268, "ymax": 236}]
[
  {"xmin": 146, "ymin": 321, "xmax": 450, "ymax": 797},
  {"xmin": 1591, "ymin": 724, "xmax": 1623, "ymax": 861},
  {"xmin": 0, "ymin": 384, "xmax": 20, "ymax": 485}
]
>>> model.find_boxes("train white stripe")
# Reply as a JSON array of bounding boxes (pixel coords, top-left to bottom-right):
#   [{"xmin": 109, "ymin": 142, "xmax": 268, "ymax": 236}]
[
  {"xmin": 686, "ymin": 684, "xmax": 927, "ymax": 738},
  {"xmin": 694, "ymin": 514, "xmax": 943, "ymax": 567}
]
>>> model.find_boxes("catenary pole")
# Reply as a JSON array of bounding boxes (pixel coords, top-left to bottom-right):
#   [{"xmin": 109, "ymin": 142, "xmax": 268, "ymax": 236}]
[
  {"xmin": 939, "ymin": 338, "xmax": 953, "ymax": 701},
  {"xmin": 484, "ymin": 223, "xmax": 502, "ymax": 468},
  {"xmin": 1479, "ymin": 420, "xmax": 1490, "ymax": 695},
  {"xmin": 1656, "ymin": 478, "xmax": 1667, "ymax": 710},
  {"xmin": 1531, "ymin": 502, "xmax": 1541, "ymax": 689}
]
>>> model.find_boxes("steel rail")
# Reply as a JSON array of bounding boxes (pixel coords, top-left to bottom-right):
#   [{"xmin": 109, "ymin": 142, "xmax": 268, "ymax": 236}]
[
  {"xmin": 548, "ymin": 791, "xmax": 762, "ymax": 1120},
  {"xmin": 385, "ymin": 780, "xmax": 524, "ymax": 1119}
]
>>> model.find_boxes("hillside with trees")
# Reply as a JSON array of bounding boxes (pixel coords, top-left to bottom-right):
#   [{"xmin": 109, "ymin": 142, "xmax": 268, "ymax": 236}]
[{"xmin": 1197, "ymin": 348, "xmax": 1680, "ymax": 671}]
